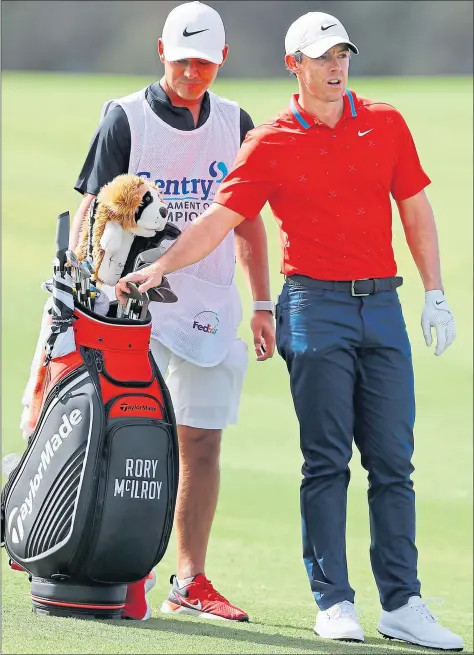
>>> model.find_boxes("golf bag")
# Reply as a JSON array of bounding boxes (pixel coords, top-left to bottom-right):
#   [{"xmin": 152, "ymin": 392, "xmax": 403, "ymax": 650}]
[{"xmin": 1, "ymin": 301, "xmax": 179, "ymax": 619}]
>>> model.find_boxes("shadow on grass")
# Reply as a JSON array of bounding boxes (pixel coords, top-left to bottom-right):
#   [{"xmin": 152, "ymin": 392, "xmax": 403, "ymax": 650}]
[{"xmin": 107, "ymin": 615, "xmax": 433, "ymax": 654}]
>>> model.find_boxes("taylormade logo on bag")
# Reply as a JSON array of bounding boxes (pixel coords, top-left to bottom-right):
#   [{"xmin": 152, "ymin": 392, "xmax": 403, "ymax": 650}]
[
  {"xmin": 119, "ymin": 403, "xmax": 156, "ymax": 413},
  {"xmin": 7, "ymin": 409, "xmax": 83, "ymax": 545}
]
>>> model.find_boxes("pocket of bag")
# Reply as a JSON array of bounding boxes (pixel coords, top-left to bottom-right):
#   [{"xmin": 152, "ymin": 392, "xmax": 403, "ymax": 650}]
[{"xmin": 84, "ymin": 417, "xmax": 177, "ymax": 583}]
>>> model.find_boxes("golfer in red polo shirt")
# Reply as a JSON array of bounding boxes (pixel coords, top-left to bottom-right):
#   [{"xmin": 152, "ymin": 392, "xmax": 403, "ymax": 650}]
[{"xmin": 118, "ymin": 11, "xmax": 462, "ymax": 651}]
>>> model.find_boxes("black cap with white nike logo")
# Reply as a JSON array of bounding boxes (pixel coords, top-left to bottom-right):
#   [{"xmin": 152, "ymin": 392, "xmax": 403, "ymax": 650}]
[
  {"xmin": 162, "ymin": 1, "xmax": 226, "ymax": 64},
  {"xmin": 285, "ymin": 11, "xmax": 359, "ymax": 59}
]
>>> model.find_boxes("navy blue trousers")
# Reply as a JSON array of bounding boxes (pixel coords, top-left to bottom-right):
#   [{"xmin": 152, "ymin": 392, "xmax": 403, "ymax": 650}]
[{"xmin": 276, "ymin": 277, "xmax": 421, "ymax": 612}]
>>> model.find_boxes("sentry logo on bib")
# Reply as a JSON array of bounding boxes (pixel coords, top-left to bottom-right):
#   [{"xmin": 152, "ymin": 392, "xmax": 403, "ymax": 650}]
[
  {"xmin": 192, "ymin": 311, "xmax": 219, "ymax": 335},
  {"xmin": 137, "ymin": 161, "xmax": 228, "ymax": 224}
]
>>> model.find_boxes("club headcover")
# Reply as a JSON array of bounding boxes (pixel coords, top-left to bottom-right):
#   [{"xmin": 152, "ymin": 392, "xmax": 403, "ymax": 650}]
[{"xmin": 148, "ymin": 278, "xmax": 178, "ymax": 304}]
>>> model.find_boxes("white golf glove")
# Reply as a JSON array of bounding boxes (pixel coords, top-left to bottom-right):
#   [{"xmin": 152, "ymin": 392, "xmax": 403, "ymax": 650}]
[{"xmin": 421, "ymin": 290, "xmax": 456, "ymax": 356}]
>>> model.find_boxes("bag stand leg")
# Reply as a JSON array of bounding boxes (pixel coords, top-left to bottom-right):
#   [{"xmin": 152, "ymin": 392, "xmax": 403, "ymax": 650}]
[{"xmin": 30, "ymin": 577, "xmax": 127, "ymax": 620}]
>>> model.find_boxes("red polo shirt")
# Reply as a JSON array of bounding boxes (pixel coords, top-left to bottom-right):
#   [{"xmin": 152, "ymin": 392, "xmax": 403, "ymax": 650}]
[{"xmin": 214, "ymin": 90, "xmax": 431, "ymax": 280}]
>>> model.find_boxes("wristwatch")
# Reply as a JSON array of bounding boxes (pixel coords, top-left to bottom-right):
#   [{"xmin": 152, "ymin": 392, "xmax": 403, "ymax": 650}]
[{"xmin": 253, "ymin": 300, "xmax": 275, "ymax": 315}]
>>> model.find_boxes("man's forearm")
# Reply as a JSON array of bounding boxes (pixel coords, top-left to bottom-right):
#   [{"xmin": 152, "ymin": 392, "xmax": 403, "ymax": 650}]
[
  {"xmin": 398, "ymin": 192, "xmax": 443, "ymax": 291},
  {"xmin": 70, "ymin": 193, "xmax": 95, "ymax": 250},
  {"xmin": 234, "ymin": 214, "xmax": 271, "ymax": 301},
  {"xmin": 158, "ymin": 203, "xmax": 245, "ymax": 275}
]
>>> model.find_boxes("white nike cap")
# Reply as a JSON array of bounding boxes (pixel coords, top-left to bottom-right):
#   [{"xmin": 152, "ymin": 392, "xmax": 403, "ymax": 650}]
[
  {"xmin": 285, "ymin": 12, "xmax": 359, "ymax": 59},
  {"xmin": 162, "ymin": 1, "xmax": 226, "ymax": 65}
]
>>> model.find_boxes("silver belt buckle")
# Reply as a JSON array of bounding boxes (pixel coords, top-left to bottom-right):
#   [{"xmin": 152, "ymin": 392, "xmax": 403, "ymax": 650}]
[{"xmin": 351, "ymin": 278, "xmax": 370, "ymax": 297}]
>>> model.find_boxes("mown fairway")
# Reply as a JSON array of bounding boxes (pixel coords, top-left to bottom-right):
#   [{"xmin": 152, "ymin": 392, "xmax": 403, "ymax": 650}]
[{"xmin": 2, "ymin": 72, "xmax": 472, "ymax": 654}]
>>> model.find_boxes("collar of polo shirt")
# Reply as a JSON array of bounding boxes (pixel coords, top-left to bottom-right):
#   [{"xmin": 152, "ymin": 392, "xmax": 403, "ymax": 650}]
[{"xmin": 289, "ymin": 90, "xmax": 358, "ymax": 129}]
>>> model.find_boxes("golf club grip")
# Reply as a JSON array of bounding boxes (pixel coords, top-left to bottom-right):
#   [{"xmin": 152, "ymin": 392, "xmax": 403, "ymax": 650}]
[{"xmin": 56, "ymin": 211, "xmax": 70, "ymax": 267}]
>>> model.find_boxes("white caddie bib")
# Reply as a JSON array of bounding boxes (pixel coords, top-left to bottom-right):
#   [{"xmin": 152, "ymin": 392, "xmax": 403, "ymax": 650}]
[{"xmin": 108, "ymin": 88, "xmax": 242, "ymax": 366}]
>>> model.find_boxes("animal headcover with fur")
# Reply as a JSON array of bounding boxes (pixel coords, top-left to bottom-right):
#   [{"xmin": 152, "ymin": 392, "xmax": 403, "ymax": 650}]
[{"xmin": 75, "ymin": 174, "xmax": 169, "ymax": 286}]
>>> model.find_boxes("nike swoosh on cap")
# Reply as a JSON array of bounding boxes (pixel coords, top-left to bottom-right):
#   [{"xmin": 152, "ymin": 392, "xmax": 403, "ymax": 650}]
[
  {"xmin": 321, "ymin": 24, "xmax": 337, "ymax": 31},
  {"xmin": 183, "ymin": 28, "xmax": 209, "ymax": 37}
]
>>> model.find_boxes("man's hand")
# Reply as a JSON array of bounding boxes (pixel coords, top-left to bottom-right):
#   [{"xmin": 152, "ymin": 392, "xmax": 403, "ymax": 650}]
[
  {"xmin": 421, "ymin": 290, "xmax": 456, "ymax": 356},
  {"xmin": 116, "ymin": 264, "xmax": 164, "ymax": 306},
  {"xmin": 251, "ymin": 311, "xmax": 275, "ymax": 361}
]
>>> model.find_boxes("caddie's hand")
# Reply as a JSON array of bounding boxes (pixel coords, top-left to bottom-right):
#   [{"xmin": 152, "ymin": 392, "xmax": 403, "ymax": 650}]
[
  {"xmin": 251, "ymin": 311, "xmax": 275, "ymax": 361},
  {"xmin": 116, "ymin": 264, "xmax": 164, "ymax": 306},
  {"xmin": 421, "ymin": 290, "xmax": 456, "ymax": 356}
]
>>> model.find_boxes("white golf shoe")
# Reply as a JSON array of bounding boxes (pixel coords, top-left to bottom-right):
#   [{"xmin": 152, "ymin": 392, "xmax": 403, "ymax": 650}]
[
  {"xmin": 378, "ymin": 596, "xmax": 464, "ymax": 651},
  {"xmin": 314, "ymin": 600, "xmax": 364, "ymax": 642}
]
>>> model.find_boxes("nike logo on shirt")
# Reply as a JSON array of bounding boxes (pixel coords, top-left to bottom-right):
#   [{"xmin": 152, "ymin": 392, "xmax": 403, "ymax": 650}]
[{"xmin": 358, "ymin": 129, "xmax": 374, "ymax": 137}]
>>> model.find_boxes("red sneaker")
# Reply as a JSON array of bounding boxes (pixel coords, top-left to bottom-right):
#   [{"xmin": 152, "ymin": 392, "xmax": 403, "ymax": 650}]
[
  {"xmin": 122, "ymin": 570, "xmax": 156, "ymax": 620},
  {"xmin": 161, "ymin": 574, "xmax": 249, "ymax": 621}
]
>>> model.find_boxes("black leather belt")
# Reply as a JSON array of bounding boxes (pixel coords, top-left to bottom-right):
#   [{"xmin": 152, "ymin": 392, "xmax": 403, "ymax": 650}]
[{"xmin": 287, "ymin": 275, "xmax": 403, "ymax": 296}]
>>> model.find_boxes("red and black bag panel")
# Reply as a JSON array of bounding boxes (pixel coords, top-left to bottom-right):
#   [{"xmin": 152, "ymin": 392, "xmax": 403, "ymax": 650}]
[{"xmin": 72, "ymin": 305, "xmax": 172, "ymax": 423}]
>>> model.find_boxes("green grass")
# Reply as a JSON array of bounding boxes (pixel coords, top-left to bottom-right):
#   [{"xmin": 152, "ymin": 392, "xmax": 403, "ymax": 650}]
[{"xmin": 1, "ymin": 72, "xmax": 473, "ymax": 654}]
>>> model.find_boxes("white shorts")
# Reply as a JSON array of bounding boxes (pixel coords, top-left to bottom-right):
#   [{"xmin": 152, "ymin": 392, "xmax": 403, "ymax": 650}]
[{"xmin": 150, "ymin": 338, "xmax": 249, "ymax": 430}]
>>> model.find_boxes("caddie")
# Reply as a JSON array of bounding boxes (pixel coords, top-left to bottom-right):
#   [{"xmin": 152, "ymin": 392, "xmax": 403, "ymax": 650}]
[{"xmin": 70, "ymin": 0, "xmax": 275, "ymax": 621}]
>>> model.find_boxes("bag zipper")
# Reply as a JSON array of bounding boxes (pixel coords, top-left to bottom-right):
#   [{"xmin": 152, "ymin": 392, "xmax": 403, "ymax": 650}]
[
  {"xmin": 153, "ymin": 447, "xmax": 178, "ymax": 565},
  {"xmin": 89, "ymin": 348, "xmax": 155, "ymax": 388}
]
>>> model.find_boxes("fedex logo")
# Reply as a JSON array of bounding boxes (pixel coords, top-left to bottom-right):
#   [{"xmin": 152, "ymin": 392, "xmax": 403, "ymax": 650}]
[{"xmin": 192, "ymin": 311, "xmax": 219, "ymax": 336}]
